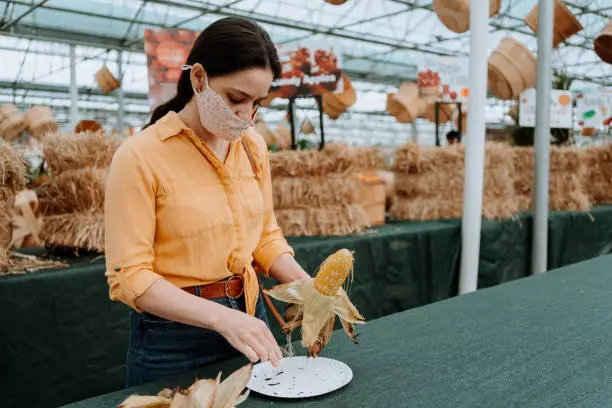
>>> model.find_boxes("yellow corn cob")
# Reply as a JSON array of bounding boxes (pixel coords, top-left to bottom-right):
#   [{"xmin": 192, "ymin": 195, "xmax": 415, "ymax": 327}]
[{"xmin": 313, "ymin": 249, "xmax": 354, "ymax": 296}]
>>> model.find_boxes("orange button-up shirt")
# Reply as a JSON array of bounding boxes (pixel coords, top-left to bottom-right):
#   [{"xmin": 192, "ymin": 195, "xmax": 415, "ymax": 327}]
[{"xmin": 104, "ymin": 112, "xmax": 293, "ymax": 315}]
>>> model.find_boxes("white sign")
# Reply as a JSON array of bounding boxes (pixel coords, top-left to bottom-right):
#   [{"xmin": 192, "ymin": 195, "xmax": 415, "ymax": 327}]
[
  {"xmin": 575, "ymin": 89, "xmax": 612, "ymax": 127},
  {"xmin": 417, "ymin": 56, "xmax": 469, "ymax": 102},
  {"xmin": 519, "ymin": 88, "xmax": 573, "ymax": 129}
]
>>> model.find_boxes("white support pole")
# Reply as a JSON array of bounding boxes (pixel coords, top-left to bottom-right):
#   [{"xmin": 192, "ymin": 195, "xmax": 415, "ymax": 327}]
[
  {"xmin": 69, "ymin": 44, "xmax": 79, "ymax": 129},
  {"xmin": 117, "ymin": 50, "xmax": 125, "ymax": 133},
  {"xmin": 532, "ymin": 0, "xmax": 555, "ymax": 275},
  {"xmin": 458, "ymin": 0, "xmax": 490, "ymax": 294}
]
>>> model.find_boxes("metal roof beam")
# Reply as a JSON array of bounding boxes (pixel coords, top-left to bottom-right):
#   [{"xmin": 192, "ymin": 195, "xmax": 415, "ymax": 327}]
[{"xmin": 0, "ymin": 0, "xmax": 49, "ymax": 30}]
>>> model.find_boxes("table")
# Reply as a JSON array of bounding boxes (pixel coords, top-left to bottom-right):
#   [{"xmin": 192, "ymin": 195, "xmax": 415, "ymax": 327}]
[
  {"xmin": 3, "ymin": 206, "xmax": 612, "ymax": 408},
  {"xmin": 63, "ymin": 254, "xmax": 612, "ymax": 407}
]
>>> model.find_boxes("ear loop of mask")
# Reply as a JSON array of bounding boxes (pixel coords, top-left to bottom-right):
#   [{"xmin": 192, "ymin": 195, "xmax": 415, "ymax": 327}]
[
  {"xmin": 183, "ymin": 64, "xmax": 257, "ymax": 125},
  {"xmin": 181, "ymin": 64, "xmax": 209, "ymax": 93}
]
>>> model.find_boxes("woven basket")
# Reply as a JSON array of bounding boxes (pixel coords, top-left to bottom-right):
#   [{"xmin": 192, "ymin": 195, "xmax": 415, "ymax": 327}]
[
  {"xmin": 95, "ymin": 66, "xmax": 120, "ymax": 94},
  {"xmin": 488, "ymin": 37, "xmax": 537, "ymax": 100},
  {"xmin": 420, "ymin": 99, "xmax": 457, "ymax": 123},
  {"xmin": 0, "ymin": 104, "xmax": 26, "ymax": 142},
  {"xmin": 321, "ymin": 74, "xmax": 356, "ymax": 120},
  {"xmin": 386, "ymin": 94, "xmax": 427, "ymax": 124},
  {"xmin": 25, "ymin": 106, "xmax": 58, "ymax": 140},
  {"xmin": 300, "ymin": 118, "xmax": 315, "ymax": 134},
  {"xmin": 595, "ymin": 19, "xmax": 612, "ymax": 65},
  {"xmin": 75, "ymin": 120, "xmax": 102, "ymax": 134},
  {"xmin": 432, "ymin": 0, "xmax": 501, "ymax": 33},
  {"xmin": 524, "ymin": 0, "xmax": 583, "ymax": 48}
]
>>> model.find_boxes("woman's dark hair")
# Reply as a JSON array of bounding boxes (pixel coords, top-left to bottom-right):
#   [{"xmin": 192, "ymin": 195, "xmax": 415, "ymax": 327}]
[{"xmin": 147, "ymin": 17, "xmax": 281, "ymax": 127}]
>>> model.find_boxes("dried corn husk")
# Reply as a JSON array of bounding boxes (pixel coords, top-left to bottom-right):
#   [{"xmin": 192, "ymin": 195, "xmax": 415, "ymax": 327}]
[
  {"xmin": 119, "ymin": 365, "xmax": 252, "ymax": 408},
  {"xmin": 0, "ymin": 248, "xmax": 66, "ymax": 276},
  {"xmin": 265, "ymin": 249, "xmax": 364, "ymax": 357}
]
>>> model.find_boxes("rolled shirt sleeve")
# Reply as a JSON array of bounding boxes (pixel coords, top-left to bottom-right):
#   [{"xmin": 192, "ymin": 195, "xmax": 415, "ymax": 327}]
[{"xmin": 104, "ymin": 140, "xmax": 163, "ymax": 311}]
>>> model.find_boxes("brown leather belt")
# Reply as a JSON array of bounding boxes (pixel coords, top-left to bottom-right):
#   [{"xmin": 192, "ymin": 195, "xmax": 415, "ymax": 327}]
[{"xmin": 183, "ymin": 276, "xmax": 244, "ymax": 299}]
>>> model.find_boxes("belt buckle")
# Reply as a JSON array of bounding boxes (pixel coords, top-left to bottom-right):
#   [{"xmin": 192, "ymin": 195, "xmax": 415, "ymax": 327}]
[{"xmin": 225, "ymin": 275, "xmax": 244, "ymax": 299}]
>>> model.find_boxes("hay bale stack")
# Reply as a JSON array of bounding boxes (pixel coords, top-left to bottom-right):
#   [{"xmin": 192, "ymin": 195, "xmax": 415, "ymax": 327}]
[
  {"xmin": 0, "ymin": 144, "xmax": 27, "ymax": 248},
  {"xmin": 585, "ymin": 143, "xmax": 612, "ymax": 205},
  {"xmin": 390, "ymin": 143, "xmax": 517, "ymax": 221},
  {"xmin": 271, "ymin": 144, "xmax": 385, "ymax": 236},
  {"xmin": 513, "ymin": 146, "xmax": 590, "ymax": 212},
  {"xmin": 38, "ymin": 131, "xmax": 120, "ymax": 252}
]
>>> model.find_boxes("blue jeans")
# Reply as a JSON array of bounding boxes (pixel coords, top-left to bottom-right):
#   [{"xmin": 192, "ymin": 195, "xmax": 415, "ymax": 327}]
[{"xmin": 126, "ymin": 294, "xmax": 269, "ymax": 387}]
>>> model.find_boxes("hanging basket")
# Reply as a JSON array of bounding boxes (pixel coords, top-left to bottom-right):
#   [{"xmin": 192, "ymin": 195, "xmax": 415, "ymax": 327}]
[
  {"xmin": 25, "ymin": 106, "xmax": 58, "ymax": 140},
  {"xmin": 324, "ymin": 0, "xmax": 348, "ymax": 4},
  {"xmin": 300, "ymin": 118, "xmax": 315, "ymax": 134},
  {"xmin": 398, "ymin": 82, "xmax": 419, "ymax": 101},
  {"xmin": 95, "ymin": 66, "xmax": 120, "ymax": 94},
  {"xmin": 0, "ymin": 104, "xmax": 26, "ymax": 142},
  {"xmin": 581, "ymin": 127, "xmax": 596, "ymax": 137},
  {"xmin": 524, "ymin": 0, "xmax": 583, "ymax": 48},
  {"xmin": 386, "ymin": 94, "xmax": 428, "ymax": 124},
  {"xmin": 594, "ymin": 19, "xmax": 612, "ymax": 65},
  {"xmin": 420, "ymin": 99, "xmax": 457, "ymax": 123},
  {"xmin": 321, "ymin": 74, "xmax": 356, "ymax": 120},
  {"xmin": 432, "ymin": 0, "xmax": 501, "ymax": 34},
  {"xmin": 488, "ymin": 37, "xmax": 537, "ymax": 100}
]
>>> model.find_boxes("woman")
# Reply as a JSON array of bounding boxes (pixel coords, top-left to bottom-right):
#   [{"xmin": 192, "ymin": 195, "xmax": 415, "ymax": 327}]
[{"xmin": 104, "ymin": 17, "xmax": 310, "ymax": 387}]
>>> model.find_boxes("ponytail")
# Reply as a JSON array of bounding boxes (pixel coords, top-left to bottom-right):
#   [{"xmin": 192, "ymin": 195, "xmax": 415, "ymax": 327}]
[{"xmin": 145, "ymin": 68, "xmax": 194, "ymax": 128}]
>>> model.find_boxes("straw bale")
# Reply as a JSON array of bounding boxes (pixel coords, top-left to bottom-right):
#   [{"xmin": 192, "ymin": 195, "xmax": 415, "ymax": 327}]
[
  {"xmin": 513, "ymin": 146, "xmax": 590, "ymax": 211},
  {"xmin": 273, "ymin": 176, "xmax": 359, "ymax": 209},
  {"xmin": 269, "ymin": 144, "xmax": 385, "ymax": 178},
  {"xmin": 392, "ymin": 143, "xmax": 517, "ymax": 220},
  {"xmin": 585, "ymin": 143, "xmax": 612, "ymax": 205},
  {"xmin": 40, "ymin": 211, "xmax": 105, "ymax": 252},
  {"xmin": 37, "ymin": 167, "xmax": 107, "ymax": 216},
  {"xmin": 0, "ymin": 144, "xmax": 27, "ymax": 193},
  {"xmin": 276, "ymin": 204, "xmax": 370, "ymax": 236},
  {"xmin": 42, "ymin": 131, "xmax": 120, "ymax": 174}
]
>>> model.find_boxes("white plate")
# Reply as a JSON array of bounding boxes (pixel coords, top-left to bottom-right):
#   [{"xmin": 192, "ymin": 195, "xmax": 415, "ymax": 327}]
[{"xmin": 247, "ymin": 356, "xmax": 353, "ymax": 399}]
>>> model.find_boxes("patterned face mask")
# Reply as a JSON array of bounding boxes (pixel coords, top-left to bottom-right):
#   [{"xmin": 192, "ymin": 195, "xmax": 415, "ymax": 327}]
[{"xmin": 182, "ymin": 65, "xmax": 256, "ymax": 142}]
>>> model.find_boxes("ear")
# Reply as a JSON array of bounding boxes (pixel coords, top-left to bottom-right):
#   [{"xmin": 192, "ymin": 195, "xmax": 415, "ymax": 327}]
[{"xmin": 190, "ymin": 63, "xmax": 207, "ymax": 92}]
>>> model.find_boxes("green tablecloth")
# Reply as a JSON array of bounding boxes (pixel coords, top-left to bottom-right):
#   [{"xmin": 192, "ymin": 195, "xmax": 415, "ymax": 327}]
[
  {"xmin": 63, "ymin": 254, "xmax": 612, "ymax": 408},
  {"xmin": 3, "ymin": 207, "xmax": 612, "ymax": 408}
]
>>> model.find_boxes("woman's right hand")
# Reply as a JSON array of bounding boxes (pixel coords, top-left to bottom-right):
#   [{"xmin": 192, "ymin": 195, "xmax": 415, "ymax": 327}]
[{"xmin": 214, "ymin": 307, "xmax": 283, "ymax": 367}]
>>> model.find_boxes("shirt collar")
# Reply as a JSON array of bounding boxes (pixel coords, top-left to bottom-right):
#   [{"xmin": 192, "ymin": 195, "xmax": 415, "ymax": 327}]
[{"xmin": 155, "ymin": 111, "xmax": 190, "ymax": 141}]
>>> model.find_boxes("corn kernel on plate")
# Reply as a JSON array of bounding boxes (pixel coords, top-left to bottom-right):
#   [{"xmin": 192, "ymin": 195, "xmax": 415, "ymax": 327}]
[{"xmin": 247, "ymin": 356, "xmax": 353, "ymax": 398}]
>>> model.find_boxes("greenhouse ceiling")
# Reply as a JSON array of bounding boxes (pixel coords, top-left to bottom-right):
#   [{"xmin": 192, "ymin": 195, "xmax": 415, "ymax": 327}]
[{"xmin": 1, "ymin": 0, "xmax": 611, "ymax": 89}]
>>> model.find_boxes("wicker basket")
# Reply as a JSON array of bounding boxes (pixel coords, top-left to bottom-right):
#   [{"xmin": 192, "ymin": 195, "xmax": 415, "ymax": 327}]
[
  {"xmin": 524, "ymin": 0, "xmax": 583, "ymax": 48},
  {"xmin": 321, "ymin": 74, "xmax": 356, "ymax": 120},
  {"xmin": 25, "ymin": 106, "xmax": 58, "ymax": 140},
  {"xmin": 488, "ymin": 37, "xmax": 537, "ymax": 100},
  {"xmin": 95, "ymin": 66, "xmax": 120, "ymax": 94},
  {"xmin": 595, "ymin": 19, "xmax": 612, "ymax": 65},
  {"xmin": 300, "ymin": 118, "xmax": 315, "ymax": 134},
  {"xmin": 420, "ymin": 99, "xmax": 457, "ymax": 123},
  {"xmin": 386, "ymin": 93, "xmax": 427, "ymax": 124},
  {"xmin": 0, "ymin": 104, "xmax": 26, "ymax": 142},
  {"xmin": 432, "ymin": 0, "xmax": 501, "ymax": 33}
]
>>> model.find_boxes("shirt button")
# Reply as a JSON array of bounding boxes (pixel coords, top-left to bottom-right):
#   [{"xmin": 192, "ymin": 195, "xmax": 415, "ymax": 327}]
[{"xmin": 113, "ymin": 264, "xmax": 121, "ymax": 272}]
